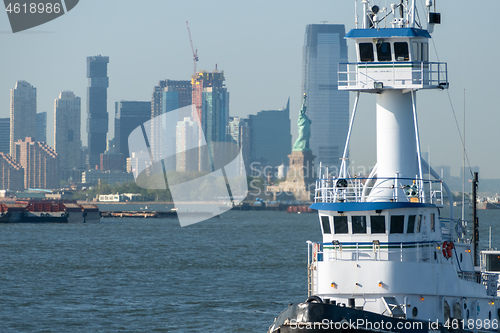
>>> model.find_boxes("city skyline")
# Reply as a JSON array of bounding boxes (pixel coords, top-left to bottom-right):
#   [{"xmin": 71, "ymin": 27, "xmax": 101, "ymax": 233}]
[{"xmin": 1, "ymin": 1, "xmax": 499, "ymax": 178}]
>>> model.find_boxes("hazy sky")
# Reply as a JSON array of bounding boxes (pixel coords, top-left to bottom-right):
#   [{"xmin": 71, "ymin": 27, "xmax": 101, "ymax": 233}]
[{"xmin": 1, "ymin": 1, "xmax": 499, "ymax": 178}]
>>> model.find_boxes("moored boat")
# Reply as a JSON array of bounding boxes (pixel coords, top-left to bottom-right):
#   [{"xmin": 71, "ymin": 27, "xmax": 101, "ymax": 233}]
[{"xmin": 0, "ymin": 200, "xmax": 100, "ymax": 223}]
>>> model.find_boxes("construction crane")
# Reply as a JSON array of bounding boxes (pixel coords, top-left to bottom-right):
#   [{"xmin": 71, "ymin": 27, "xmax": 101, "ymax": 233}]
[{"xmin": 186, "ymin": 21, "xmax": 199, "ymax": 75}]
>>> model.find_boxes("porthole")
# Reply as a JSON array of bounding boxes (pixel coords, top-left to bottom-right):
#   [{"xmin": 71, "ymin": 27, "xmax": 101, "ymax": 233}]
[
  {"xmin": 489, "ymin": 311, "xmax": 492, "ymax": 320},
  {"xmin": 460, "ymin": 253, "xmax": 463, "ymax": 262},
  {"xmin": 434, "ymin": 252, "xmax": 437, "ymax": 260},
  {"xmin": 412, "ymin": 307, "xmax": 418, "ymax": 317}
]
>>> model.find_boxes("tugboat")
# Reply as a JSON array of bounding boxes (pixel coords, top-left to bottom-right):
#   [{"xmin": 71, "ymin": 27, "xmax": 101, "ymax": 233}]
[{"xmin": 268, "ymin": 1, "xmax": 500, "ymax": 332}]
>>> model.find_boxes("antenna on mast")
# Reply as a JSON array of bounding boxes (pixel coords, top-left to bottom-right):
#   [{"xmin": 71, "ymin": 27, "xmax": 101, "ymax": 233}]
[{"xmin": 186, "ymin": 21, "xmax": 199, "ymax": 75}]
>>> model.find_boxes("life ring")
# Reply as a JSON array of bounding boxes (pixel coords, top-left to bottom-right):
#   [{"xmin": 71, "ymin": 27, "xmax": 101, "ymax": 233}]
[
  {"xmin": 442, "ymin": 241, "xmax": 453, "ymax": 259},
  {"xmin": 442, "ymin": 241, "xmax": 448, "ymax": 258},
  {"xmin": 446, "ymin": 241, "xmax": 454, "ymax": 258}
]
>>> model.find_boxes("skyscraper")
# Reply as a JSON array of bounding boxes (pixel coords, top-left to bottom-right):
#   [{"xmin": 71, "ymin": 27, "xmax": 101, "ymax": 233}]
[
  {"xmin": 10, "ymin": 80, "xmax": 36, "ymax": 158},
  {"xmin": 54, "ymin": 91, "xmax": 82, "ymax": 172},
  {"xmin": 302, "ymin": 24, "xmax": 349, "ymax": 170},
  {"xmin": 14, "ymin": 137, "xmax": 59, "ymax": 189},
  {"xmin": 228, "ymin": 117, "xmax": 251, "ymax": 173},
  {"xmin": 192, "ymin": 70, "xmax": 229, "ymax": 144},
  {"xmin": 0, "ymin": 118, "xmax": 10, "ymax": 155},
  {"xmin": 150, "ymin": 80, "xmax": 192, "ymax": 163},
  {"xmin": 175, "ymin": 117, "xmax": 199, "ymax": 172},
  {"xmin": 86, "ymin": 55, "xmax": 109, "ymax": 169},
  {"xmin": 249, "ymin": 100, "xmax": 291, "ymax": 170},
  {"xmin": 192, "ymin": 70, "xmax": 229, "ymax": 171},
  {"xmin": 36, "ymin": 112, "xmax": 47, "ymax": 144},
  {"xmin": 115, "ymin": 101, "xmax": 151, "ymax": 159}
]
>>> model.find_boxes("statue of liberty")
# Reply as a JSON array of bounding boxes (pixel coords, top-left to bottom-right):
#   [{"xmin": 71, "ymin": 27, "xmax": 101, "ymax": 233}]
[{"xmin": 292, "ymin": 94, "xmax": 311, "ymax": 152}]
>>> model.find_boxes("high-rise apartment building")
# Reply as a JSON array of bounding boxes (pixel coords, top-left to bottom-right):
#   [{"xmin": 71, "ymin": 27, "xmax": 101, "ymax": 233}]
[
  {"xmin": 36, "ymin": 112, "xmax": 47, "ymax": 144},
  {"xmin": 302, "ymin": 24, "xmax": 349, "ymax": 170},
  {"xmin": 54, "ymin": 91, "xmax": 82, "ymax": 173},
  {"xmin": 150, "ymin": 80, "xmax": 192, "ymax": 165},
  {"xmin": 86, "ymin": 55, "xmax": 109, "ymax": 169},
  {"xmin": 14, "ymin": 137, "xmax": 59, "ymax": 189},
  {"xmin": 228, "ymin": 117, "xmax": 251, "ymax": 174},
  {"xmin": 175, "ymin": 117, "xmax": 200, "ymax": 172},
  {"xmin": 10, "ymin": 80, "xmax": 36, "ymax": 158},
  {"xmin": 249, "ymin": 100, "xmax": 291, "ymax": 170},
  {"xmin": 0, "ymin": 152, "xmax": 24, "ymax": 191},
  {"xmin": 115, "ymin": 101, "xmax": 151, "ymax": 159},
  {"xmin": 0, "ymin": 118, "xmax": 10, "ymax": 155}
]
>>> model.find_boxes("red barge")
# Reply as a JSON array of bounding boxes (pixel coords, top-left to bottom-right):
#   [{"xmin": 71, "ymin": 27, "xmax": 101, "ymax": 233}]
[{"xmin": 0, "ymin": 200, "xmax": 100, "ymax": 223}]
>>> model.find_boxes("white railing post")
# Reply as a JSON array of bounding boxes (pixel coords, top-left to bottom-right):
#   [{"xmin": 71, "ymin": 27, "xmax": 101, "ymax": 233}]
[
  {"xmin": 394, "ymin": 173, "xmax": 399, "ymax": 201},
  {"xmin": 307, "ymin": 241, "xmax": 311, "ymax": 265},
  {"xmin": 400, "ymin": 243, "xmax": 403, "ymax": 262},
  {"xmin": 440, "ymin": 181, "xmax": 443, "ymax": 205},
  {"xmin": 393, "ymin": 62, "xmax": 395, "ymax": 85}
]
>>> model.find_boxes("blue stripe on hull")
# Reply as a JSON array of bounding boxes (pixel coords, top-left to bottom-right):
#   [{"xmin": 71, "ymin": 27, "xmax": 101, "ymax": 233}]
[{"xmin": 310, "ymin": 202, "xmax": 436, "ymax": 212}]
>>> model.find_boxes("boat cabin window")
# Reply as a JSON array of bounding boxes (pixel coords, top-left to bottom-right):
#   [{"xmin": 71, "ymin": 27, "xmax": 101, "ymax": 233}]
[
  {"xmin": 334, "ymin": 216, "xmax": 348, "ymax": 234},
  {"xmin": 412, "ymin": 42, "xmax": 429, "ymax": 62},
  {"xmin": 321, "ymin": 216, "xmax": 331, "ymax": 234},
  {"xmin": 359, "ymin": 43, "xmax": 374, "ymax": 62},
  {"xmin": 430, "ymin": 213, "xmax": 435, "ymax": 232},
  {"xmin": 407, "ymin": 215, "xmax": 416, "ymax": 233},
  {"xmin": 370, "ymin": 216, "xmax": 386, "ymax": 234},
  {"xmin": 376, "ymin": 42, "xmax": 392, "ymax": 61},
  {"xmin": 412, "ymin": 42, "xmax": 420, "ymax": 61},
  {"xmin": 390, "ymin": 215, "xmax": 405, "ymax": 234},
  {"xmin": 394, "ymin": 42, "xmax": 409, "ymax": 61},
  {"xmin": 422, "ymin": 43, "xmax": 429, "ymax": 61},
  {"xmin": 486, "ymin": 254, "xmax": 500, "ymax": 272},
  {"xmin": 352, "ymin": 216, "xmax": 367, "ymax": 234},
  {"xmin": 416, "ymin": 215, "xmax": 422, "ymax": 232}
]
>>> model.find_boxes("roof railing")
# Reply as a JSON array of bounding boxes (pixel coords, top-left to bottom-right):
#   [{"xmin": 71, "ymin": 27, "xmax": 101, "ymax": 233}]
[
  {"xmin": 338, "ymin": 61, "xmax": 448, "ymax": 91},
  {"xmin": 314, "ymin": 176, "xmax": 444, "ymax": 206}
]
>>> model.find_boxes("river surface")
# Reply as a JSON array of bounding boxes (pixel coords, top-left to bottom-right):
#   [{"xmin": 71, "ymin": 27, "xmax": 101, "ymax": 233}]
[{"xmin": 0, "ymin": 208, "xmax": 498, "ymax": 332}]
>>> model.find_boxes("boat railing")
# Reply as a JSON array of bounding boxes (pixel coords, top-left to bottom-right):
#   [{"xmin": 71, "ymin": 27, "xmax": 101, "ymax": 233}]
[
  {"xmin": 481, "ymin": 272, "xmax": 499, "ymax": 296},
  {"xmin": 457, "ymin": 271, "xmax": 499, "ymax": 296},
  {"xmin": 338, "ymin": 61, "xmax": 448, "ymax": 90},
  {"xmin": 314, "ymin": 176, "xmax": 444, "ymax": 205},
  {"xmin": 457, "ymin": 271, "xmax": 481, "ymax": 284},
  {"xmin": 308, "ymin": 241, "xmax": 445, "ymax": 263}
]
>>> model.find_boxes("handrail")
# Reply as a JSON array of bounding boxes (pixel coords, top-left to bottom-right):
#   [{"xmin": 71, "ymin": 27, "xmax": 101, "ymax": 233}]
[
  {"xmin": 338, "ymin": 61, "xmax": 448, "ymax": 90},
  {"xmin": 308, "ymin": 241, "xmax": 441, "ymax": 263},
  {"xmin": 314, "ymin": 176, "xmax": 444, "ymax": 206}
]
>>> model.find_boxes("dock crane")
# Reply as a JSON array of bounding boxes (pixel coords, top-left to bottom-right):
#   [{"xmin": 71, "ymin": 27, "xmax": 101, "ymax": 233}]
[{"xmin": 186, "ymin": 21, "xmax": 199, "ymax": 75}]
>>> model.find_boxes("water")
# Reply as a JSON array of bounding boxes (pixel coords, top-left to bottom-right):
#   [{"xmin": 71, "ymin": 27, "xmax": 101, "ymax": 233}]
[
  {"xmin": 0, "ymin": 211, "xmax": 319, "ymax": 332},
  {"xmin": 0, "ymin": 208, "xmax": 498, "ymax": 332}
]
